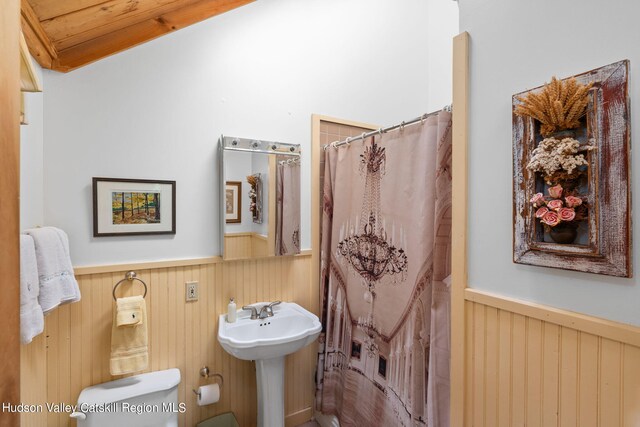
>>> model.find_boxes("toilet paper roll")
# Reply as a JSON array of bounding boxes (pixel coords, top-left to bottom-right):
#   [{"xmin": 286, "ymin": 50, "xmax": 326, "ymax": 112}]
[{"xmin": 197, "ymin": 383, "xmax": 220, "ymax": 406}]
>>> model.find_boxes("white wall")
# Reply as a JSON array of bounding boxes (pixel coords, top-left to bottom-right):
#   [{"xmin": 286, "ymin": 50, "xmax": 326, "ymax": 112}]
[
  {"xmin": 426, "ymin": 0, "xmax": 460, "ymax": 109},
  {"xmin": 20, "ymin": 59, "xmax": 44, "ymax": 230},
  {"xmin": 43, "ymin": 0, "xmax": 458, "ymax": 266},
  {"xmin": 459, "ymin": 0, "xmax": 640, "ymax": 326}
]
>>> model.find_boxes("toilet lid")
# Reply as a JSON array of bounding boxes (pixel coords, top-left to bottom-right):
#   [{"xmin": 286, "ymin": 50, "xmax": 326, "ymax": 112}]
[{"xmin": 78, "ymin": 368, "xmax": 181, "ymax": 405}]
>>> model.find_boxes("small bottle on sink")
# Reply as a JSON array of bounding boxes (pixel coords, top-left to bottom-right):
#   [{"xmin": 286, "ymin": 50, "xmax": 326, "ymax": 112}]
[{"xmin": 227, "ymin": 297, "xmax": 237, "ymax": 323}]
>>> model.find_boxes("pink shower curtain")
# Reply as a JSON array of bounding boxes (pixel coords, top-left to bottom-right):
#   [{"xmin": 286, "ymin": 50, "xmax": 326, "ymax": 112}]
[
  {"xmin": 316, "ymin": 112, "xmax": 452, "ymax": 427},
  {"xmin": 275, "ymin": 157, "xmax": 301, "ymax": 255}
]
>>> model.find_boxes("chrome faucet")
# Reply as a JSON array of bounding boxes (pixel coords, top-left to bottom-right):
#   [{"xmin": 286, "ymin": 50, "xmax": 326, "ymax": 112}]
[
  {"xmin": 258, "ymin": 301, "xmax": 281, "ymax": 319},
  {"xmin": 241, "ymin": 305, "xmax": 259, "ymax": 320},
  {"xmin": 242, "ymin": 301, "xmax": 281, "ymax": 320}
]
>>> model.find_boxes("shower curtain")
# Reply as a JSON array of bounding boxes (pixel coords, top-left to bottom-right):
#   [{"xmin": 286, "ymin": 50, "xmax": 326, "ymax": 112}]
[
  {"xmin": 275, "ymin": 157, "xmax": 301, "ymax": 255},
  {"xmin": 316, "ymin": 112, "xmax": 452, "ymax": 427}
]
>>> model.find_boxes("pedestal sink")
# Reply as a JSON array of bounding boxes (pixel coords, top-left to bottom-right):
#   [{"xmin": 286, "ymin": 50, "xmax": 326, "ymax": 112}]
[{"xmin": 218, "ymin": 302, "xmax": 321, "ymax": 427}]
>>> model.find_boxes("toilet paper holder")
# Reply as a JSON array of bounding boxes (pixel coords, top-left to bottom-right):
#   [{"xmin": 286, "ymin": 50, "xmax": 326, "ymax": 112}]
[{"xmin": 192, "ymin": 366, "xmax": 223, "ymax": 398}]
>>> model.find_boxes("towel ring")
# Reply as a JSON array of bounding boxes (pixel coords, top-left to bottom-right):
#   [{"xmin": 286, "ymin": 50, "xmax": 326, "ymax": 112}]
[{"xmin": 112, "ymin": 271, "xmax": 147, "ymax": 301}]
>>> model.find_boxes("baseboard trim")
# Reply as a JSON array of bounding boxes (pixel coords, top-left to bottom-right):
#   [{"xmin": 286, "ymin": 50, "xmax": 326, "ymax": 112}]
[{"xmin": 465, "ymin": 288, "xmax": 640, "ymax": 347}]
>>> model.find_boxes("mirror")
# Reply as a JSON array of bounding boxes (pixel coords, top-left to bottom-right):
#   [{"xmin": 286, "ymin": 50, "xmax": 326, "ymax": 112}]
[{"xmin": 219, "ymin": 136, "xmax": 301, "ymax": 260}]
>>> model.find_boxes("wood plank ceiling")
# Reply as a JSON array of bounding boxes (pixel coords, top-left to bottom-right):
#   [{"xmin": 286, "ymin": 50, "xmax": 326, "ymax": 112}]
[{"xmin": 21, "ymin": 0, "xmax": 254, "ymax": 72}]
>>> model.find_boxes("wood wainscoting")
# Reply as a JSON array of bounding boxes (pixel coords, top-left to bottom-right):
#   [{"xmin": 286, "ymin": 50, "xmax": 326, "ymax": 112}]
[
  {"xmin": 20, "ymin": 254, "xmax": 316, "ymax": 427},
  {"xmin": 224, "ymin": 232, "xmax": 270, "ymax": 259},
  {"xmin": 462, "ymin": 289, "xmax": 640, "ymax": 427}
]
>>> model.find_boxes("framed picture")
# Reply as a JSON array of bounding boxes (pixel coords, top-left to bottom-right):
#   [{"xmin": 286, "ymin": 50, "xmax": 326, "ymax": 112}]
[
  {"xmin": 225, "ymin": 181, "xmax": 242, "ymax": 224},
  {"xmin": 92, "ymin": 177, "xmax": 176, "ymax": 237},
  {"xmin": 351, "ymin": 340, "xmax": 362, "ymax": 360}
]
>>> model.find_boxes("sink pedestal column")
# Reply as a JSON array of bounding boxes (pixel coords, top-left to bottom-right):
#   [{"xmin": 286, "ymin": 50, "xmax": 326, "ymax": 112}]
[{"xmin": 255, "ymin": 356, "xmax": 285, "ymax": 427}]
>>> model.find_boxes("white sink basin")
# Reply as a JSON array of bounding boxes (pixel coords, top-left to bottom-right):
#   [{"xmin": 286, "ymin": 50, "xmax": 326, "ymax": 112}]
[
  {"xmin": 217, "ymin": 301, "xmax": 321, "ymax": 361},
  {"xmin": 217, "ymin": 301, "xmax": 321, "ymax": 427}
]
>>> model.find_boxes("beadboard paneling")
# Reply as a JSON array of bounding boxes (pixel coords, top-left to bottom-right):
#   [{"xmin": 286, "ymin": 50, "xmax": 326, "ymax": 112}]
[
  {"xmin": 21, "ymin": 254, "xmax": 316, "ymax": 427},
  {"xmin": 252, "ymin": 234, "xmax": 268, "ymax": 258},
  {"xmin": 464, "ymin": 298, "xmax": 640, "ymax": 427},
  {"xmin": 223, "ymin": 233, "xmax": 253, "ymax": 259},
  {"xmin": 223, "ymin": 233, "xmax": 269, "ymax": 260},
  {"xmin": 20, "ymin": 333, "xmax": 47, "ymax": 426}
]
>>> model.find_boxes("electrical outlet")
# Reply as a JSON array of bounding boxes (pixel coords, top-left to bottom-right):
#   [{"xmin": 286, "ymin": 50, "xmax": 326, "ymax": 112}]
[{"xmin": 185, "ymin": 281, "xmax": 198, "ymax": 302}]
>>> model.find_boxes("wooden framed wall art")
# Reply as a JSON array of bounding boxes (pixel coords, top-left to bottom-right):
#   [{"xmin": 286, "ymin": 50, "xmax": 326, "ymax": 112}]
[
  {"xmin": 225, "ymin": 181, "xmax": 242, "ymax": 224},
  {"xmin": 512, "ymin": 60, "xmax": 631, "ymax": 277},
  {"xmin": 93, "ymin": 177, "xmax": 176, "ymax": 237}
]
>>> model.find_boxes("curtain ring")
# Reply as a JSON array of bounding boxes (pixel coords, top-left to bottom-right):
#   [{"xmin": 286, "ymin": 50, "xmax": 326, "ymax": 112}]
[
  {"xmin": 377, "ymin": 128, "xmax": 383, "ymax": 135},
  {"xmin": 361, "ymin": 132, "xmax": 367, "ymax": 141},
  {"xmin": 421, "ymin": 114, "xmax": 427, "ymax": 125},
  {"xmin": 345, "ymin": 137, "xmax": 351, "ymax": 146},
  {"xmin": 400, "ymin": 121, "xmax": 405, "ymax": 132}
]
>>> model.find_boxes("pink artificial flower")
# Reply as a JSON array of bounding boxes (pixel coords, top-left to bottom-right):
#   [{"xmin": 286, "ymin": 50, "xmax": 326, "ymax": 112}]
[
  {"xmin": 548, "ymin": 184, "xmax": 563, "ymax": 199},
  {"xmin": 565, "ymin": 196, "xmax": 583, "ymax": 208},
  {"xmin": 547, "ymin": 199, "xmax": 563, "ymax": 211},
  {"xmin": 558, "ymin": 207, "xmax": 576, "ymax": 222},
  {"xmin": 530, "ymin": 193, "xmax": 545, "ymax": 207},
  {"xmin": 535, "ymin": 207, "xmax": 549, "ymax": 218},
  {"xmin": 541, "ymin": 211, "xmax": 561, "ymax": 227}
]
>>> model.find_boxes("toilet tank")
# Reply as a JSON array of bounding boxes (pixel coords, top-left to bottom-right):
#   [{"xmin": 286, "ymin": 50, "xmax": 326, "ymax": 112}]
[{"xmin": 72, "ymin": 368, "xmax": 182, "ymax": 427}]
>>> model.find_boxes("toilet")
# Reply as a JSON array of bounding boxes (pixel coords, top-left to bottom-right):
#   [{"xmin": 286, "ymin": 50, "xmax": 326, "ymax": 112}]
[{"xmin": 70, "ymin": 368, "xmax": 181, "ymax": 426}]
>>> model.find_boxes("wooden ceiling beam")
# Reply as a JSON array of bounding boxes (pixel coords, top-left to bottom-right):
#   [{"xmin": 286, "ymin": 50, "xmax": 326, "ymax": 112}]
[
  {"xmin": 49, "ymin": 0, "xmax": 215, "ymax": 52},
  {"xmin": 28, "ymin": 0, "xmax": 107, "ymax": 22},
  {"xmin": 21, "ymin": 0, "xmax": 254, "ymax": 72},
  {"xmin": 53, "ymin": 18, "xmax": 174, "ymax": 72},
  {"xmin": 43, "ymin": 0, "xmax": 195, "ymax": 48},
  {"xmin": 20, "ymin": 0, "xmax": 57, "ymax": 69},
  {"xmin": 53, "ymin": 0, "xmax": 254, "ymax": 72}
]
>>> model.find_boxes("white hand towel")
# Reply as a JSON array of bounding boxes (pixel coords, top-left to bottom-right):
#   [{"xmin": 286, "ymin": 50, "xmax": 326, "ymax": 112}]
[
  {"xmin": 20, "ymin": 235, "xmax": 44, "ymax": 344},
  {"xmin": 25, "ymin": 227, "xmax": 81, "ymax": 314}
]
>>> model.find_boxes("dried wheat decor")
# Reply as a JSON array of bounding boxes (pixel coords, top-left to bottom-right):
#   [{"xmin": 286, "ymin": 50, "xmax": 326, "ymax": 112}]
[{"xmin": 515, "ymin": 77, "xmax": 593, "ymax": 137}]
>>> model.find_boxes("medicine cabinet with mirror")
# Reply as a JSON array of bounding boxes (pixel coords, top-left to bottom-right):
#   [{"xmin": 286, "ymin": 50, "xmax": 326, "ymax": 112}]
[{"xmin": 219, "ymin": 136, "xmax": 301, "ymax": 260}]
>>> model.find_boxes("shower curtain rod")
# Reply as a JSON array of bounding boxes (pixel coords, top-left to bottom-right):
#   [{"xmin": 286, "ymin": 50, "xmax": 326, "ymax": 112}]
[
  {"xmin": 279, "ymin": 157, "xmax": 300, "ymax": 165},
  {"xmin": 323, "ymin": 104, "xmax": 452, "ymax": 150}
]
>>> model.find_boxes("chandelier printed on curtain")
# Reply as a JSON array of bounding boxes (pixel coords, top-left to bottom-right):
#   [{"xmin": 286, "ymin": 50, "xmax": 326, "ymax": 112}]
[
  {"xmin": 317, "ymin": 112, "xmax": 452, "ymax": 427},
  {"xmin": 335, "ymin": 138, "xmax": 409, "ymax": 355}
]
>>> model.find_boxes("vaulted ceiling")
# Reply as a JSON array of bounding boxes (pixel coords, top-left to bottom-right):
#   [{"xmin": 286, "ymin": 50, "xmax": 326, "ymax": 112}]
[{"xmin": 20, "ymin": 0, "xmax": 254, "ymax": 72}]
